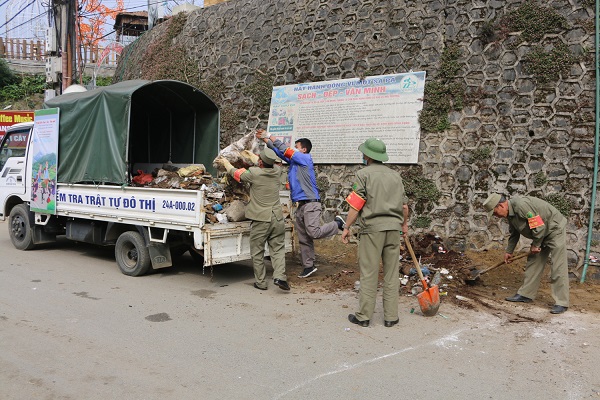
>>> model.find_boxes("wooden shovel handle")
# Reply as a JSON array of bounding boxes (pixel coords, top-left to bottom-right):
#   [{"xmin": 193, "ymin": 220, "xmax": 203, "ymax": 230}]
[
  {"xmin": 404, "ymin": 235, "xmax": 428, "ymax": 287},
  {"xmin": 479, "ymin": 252, "xmax": 530, "ymax": 275}
]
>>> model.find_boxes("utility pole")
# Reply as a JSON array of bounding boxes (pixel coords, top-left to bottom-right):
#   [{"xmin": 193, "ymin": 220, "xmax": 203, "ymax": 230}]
[{"xmin": 45, "ymin": 0, "xmax": 77, "ymax": 96}]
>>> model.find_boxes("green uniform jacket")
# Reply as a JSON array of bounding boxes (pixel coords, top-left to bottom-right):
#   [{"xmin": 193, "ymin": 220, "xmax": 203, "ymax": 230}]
[
  {"xmin": 237, "ymin": 166, "xmax": 283, "ymax": 222},
  {"xmin": 352, "ymin": 163, "xmax": 408, "ymax": 233},
  {"xmin": 506, "ymin": 196, "xmax": 567, "ymax": 253}
]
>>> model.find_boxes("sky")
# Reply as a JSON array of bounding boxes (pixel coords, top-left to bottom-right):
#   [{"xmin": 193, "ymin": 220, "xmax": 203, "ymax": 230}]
[{"xmin": 0, "ymin": 0, "xmax": 205, "ymax": 42}]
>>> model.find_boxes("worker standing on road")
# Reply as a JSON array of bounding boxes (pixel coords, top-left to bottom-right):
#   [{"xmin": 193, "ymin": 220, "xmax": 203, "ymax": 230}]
[
  {"xmin": 341, "ymin": 138, "xmax": 409, "ymax": 328},
  {"xmin": 483, "ymin": 193, "xmax": 569, "ymax": 314},
  {"xmin": 257, "ymin": 129, "xmax": 344, "ymax": 279},
  {"xmin": 216, "ymin": 148, "xmax": 290, "ymax": 291}
]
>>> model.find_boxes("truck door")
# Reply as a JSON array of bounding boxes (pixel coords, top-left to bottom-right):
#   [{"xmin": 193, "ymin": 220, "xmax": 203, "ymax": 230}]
[{"xmin": 0, "ymin": 127, "xmax": 31, "ymax": 198}]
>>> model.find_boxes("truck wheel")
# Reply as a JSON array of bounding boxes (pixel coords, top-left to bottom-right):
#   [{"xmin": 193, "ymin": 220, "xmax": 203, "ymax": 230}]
[
  {"xmin": 9, "ymin": 204, "xmax": 35, "ymax": 250},
  {"xmin": 115, "ymin": 231, "xmax": 151, "ymax": 276}
]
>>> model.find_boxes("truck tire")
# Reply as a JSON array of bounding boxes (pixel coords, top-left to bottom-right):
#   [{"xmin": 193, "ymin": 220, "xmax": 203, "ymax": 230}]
[
  {"xmin": 115, "ymin": 231, "xmax": 151, "ymax": 276},
  {"xmin": 9, "ymin": 204, "xmax": 35, "ymax": 250}
]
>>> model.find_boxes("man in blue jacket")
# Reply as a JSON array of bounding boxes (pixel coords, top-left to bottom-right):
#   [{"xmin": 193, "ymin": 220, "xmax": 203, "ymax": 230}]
[{"xmin": 257, "ymin": 130, "xmax": 343, "ymax": 278}]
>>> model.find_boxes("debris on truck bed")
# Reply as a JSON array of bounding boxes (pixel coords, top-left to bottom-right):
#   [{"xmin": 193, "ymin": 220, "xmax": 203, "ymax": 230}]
[
  {"xmin": 128, "ymin": 132, "xmax": 290, "ymax": 225},
  {"xmin": 212, "ymin": 131, "xmax": 261, "ymax": 170}
]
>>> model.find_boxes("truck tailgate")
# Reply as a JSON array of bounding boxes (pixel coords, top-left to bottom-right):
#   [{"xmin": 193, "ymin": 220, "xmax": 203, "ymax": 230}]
[{"xmin": 202, "ymin": 220, "xmax": 294, "ymax": 266}]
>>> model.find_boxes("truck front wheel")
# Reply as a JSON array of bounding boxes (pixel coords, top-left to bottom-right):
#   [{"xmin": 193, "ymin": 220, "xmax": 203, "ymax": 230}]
[
  {"xmin": 9, "ymin": 204, "xmax": 35, "ymax": 250},
  {"xmin": 115, "ymin": 231, "xmax": 151, "ymax": 276}
]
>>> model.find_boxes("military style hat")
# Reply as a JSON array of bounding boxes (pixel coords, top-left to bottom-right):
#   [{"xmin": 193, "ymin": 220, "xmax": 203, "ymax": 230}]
[
  {"xmin": 483, "ymin": 193, "xmax": 502, "ymax": 215},
  {"xmin": 259, "ymin": 147, "xmax": 277, "ymax": 166},
  {"xmin": 358, "ymin": 137, "xmax": 389, "ymax": 162}
]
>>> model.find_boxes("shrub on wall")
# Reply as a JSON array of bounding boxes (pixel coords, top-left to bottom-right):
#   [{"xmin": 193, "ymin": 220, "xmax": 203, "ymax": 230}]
[
  {"xmin": 419, "ymin": 45, "xmax": 465, "ymax": 133},
  {"xmin": 545, "ymin": 193, "xmax": 572, "ymax": 217}
]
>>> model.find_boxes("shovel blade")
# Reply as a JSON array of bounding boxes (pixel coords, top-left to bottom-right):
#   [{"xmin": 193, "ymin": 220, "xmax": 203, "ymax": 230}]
[{"xmin": 417, "ymin": 284, "xmax": 440, "ymax": 317}]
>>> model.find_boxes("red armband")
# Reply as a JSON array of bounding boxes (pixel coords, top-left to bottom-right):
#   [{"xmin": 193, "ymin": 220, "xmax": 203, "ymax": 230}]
[
  {"xmin": 345, "ymin": 191, "xmax": 366, "ymax": 211},
  {"xmin": 233, "ymin": 168, "xmax": 247, "ymax": 182},
  {"xmin": 283, "ymin": 147, "xmax": 295, "ymax": 159},
  {"xmin": 527, "ymin": 215, "xmax": 544, "ymax": 229}
]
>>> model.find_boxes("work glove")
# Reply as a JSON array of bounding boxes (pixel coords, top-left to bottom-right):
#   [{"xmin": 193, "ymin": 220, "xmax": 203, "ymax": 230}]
[
  {"xmin": 215, "ymin": 157, "xmax": 234, "ymax": 172},
  {"xmin": 240, "ymin": 150, "xmax": 259, "ymax": 165},
  {"xmin": 256, "ymin": 129, "xmax": 271, "ymax": 140}
]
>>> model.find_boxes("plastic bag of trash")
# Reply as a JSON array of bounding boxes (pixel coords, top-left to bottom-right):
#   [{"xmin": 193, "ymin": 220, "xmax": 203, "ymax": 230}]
[{"xmin": 213, "ymin": 131, "xmax": 261, "ymax": 171}]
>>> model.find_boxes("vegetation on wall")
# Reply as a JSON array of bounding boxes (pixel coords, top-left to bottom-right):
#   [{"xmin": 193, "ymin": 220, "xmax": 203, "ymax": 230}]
[
  {"xmin": 242, "ymin": 70, "xmax": 276, "ymax": 114},
  {"xmin": 533, "ymin": 171, "xmax": 548, "ymax": 187},
  {"xmin": 138, "ymin": 13, "xmax": 201, "ymax": 87},
  {"xmin": 402, "ymin": 168, "xmax": 441, "ymax": 217},
  {"xmin": 477, "ymin": 2, "xmax": 579, "ymax": 85},
  {"xmin": 544, "ymin": 193, "xmax": 572, "ymax": 217},
  {"xmin": 419, "ymin": 45, "xmax": 465, "ymax": 132},
  {"xmin": 413, "ymin": 216, "xmax": 432, "ymax": 229},
  {"xmin": 523, "ymin": 43, "xmax": 580, "ymax": 84},
  {"xmin": 469, "ymin": 146, "xmax": 492, "ymax": 165},
  {"xmin": 498, "ymin": 2, "xmax": 569, "ymax": 42}
]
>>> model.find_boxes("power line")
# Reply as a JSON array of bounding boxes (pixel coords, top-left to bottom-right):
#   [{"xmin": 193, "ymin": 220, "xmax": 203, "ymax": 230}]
[
  {"xmin": 1, "ymin": 10, "xmax": 47, "ymax": 36},
  {"xmin": 2, "ymin": 0, "xmax": 186, "ymax": 38},
  {"xmin": 0, "ymin": 0, "xmax": 37, "ymax": 30}
]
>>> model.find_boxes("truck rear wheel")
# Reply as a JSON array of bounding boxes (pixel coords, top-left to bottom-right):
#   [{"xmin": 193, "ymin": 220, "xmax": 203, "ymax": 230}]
[
  {"xmin": 115, "ymin": 231, "xmax": 151, "ymax": 276},
  {"xmin": 9, "ymin": 204, "xmax": 35, "ymax": 250}
]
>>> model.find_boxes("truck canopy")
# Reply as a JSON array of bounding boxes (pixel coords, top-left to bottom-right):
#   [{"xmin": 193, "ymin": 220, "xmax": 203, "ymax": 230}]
[{"xmin": 44, "ymin": 80, "xmax": 219, "ymax": 184}]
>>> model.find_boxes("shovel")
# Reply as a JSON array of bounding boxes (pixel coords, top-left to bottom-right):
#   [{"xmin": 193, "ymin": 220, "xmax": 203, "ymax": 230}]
[
  {"xmin": 465, "ymin": 252, "xmax": 530, "ymax": 284},
  {"xmin": 405, "ymin": 235, "xmax": 440, "ymax": 317}
]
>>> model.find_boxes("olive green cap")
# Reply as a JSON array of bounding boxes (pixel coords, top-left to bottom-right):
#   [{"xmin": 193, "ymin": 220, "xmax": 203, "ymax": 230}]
[
  {"xmin": 259, "ymin": 147, "xmax": 277, "ymax": 166},
  {"xmin": 358, "ymin": 137, "xmax": 389, "ymax": 162},
  {"xmin": 483, "ymin": 193, "xmax": 502, "ymax": 215}
]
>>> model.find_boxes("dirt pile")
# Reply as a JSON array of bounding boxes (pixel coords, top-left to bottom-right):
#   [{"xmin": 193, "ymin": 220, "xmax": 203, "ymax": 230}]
[{"xmin": 285, "ymin": 232, "xmax": 600, "ymax": 315}]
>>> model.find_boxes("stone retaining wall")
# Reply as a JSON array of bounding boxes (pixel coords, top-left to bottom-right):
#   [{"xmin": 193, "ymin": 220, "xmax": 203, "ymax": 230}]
[{"xmin": 114, "ymin": 0, "xmax": 598, "ymax": 274}]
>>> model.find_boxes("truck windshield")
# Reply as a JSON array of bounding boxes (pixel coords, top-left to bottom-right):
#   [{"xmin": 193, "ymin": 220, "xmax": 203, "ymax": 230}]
[{"xmin": 0, "ymin": 129, "xmax": 30, "ymax": 172}]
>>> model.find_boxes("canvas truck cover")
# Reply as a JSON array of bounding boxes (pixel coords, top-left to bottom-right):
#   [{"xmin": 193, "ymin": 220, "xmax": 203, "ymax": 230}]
[{"xmin": 44, "ymin": 80, "xmax": 220, "ymax": 184}]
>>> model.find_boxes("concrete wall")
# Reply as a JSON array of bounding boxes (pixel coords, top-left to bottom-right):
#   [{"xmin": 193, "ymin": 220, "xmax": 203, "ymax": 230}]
[
  {"xmin": 114, "ymin": 0, "xmax": 598, "ymax": 273},
  {"xmin": 6, "ymin": 59, "xmax": 115, "ymax": 78}
]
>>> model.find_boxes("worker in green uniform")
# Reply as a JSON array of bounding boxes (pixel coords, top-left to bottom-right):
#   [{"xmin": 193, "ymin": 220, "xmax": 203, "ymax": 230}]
[
  {"xmin": 341, "ymin": 138, "xmax": 409, "ymax": 327},
  {"xmin": 216, "ymin": 148, "xmax": 290, "ymax": 291},
  {"xmin": 484, "ymin": 193, "xmax": 569, "ymax": 314}
]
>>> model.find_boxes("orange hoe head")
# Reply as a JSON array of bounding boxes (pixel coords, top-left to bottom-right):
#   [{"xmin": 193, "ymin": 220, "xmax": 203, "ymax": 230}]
[{"xmin": 417, "ymin": 280, "xmax": 440, "ymax": 317}]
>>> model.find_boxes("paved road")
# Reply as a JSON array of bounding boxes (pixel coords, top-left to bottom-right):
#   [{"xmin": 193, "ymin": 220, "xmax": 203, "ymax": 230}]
[{"xmin": 0, "ymin": 221, "xmax": 598, "ymax": 399}]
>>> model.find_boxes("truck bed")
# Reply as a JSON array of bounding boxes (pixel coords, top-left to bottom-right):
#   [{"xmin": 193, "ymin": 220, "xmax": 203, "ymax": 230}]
[{"xmin": 54, "ymin": 184, "xmax": 293, "ymax": 267}]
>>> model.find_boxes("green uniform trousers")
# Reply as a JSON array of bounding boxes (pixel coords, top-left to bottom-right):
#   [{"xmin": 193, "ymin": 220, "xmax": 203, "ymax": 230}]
[
  {"xmin": 250, "ymin": 215, "xmax": 286, "ymax": 289},
  {"xmin": 517, "ymin": 226, "xmax": 569, "ymax": 307},
  {"xmin": 355, "ymin": 230, "xmax": 400, "ymax": 322}
]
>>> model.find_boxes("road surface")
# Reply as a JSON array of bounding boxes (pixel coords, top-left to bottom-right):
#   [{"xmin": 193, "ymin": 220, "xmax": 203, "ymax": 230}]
[{"xmin": 0, "ymin": 221, "xmax": 598, "ymax": 399}]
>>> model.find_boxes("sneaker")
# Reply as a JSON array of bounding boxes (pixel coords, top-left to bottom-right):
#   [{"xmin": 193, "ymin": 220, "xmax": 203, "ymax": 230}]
[
  {"xmin": 273, "ymin": 278, "xmax": 290, "ymax": 291},
  {"xmin": 298, "ymin": 266, "xmax": 317, "ymax": 278},
  {"xmin": 335, "ymin": 216, "xmax": 346, "ymax": 230}
]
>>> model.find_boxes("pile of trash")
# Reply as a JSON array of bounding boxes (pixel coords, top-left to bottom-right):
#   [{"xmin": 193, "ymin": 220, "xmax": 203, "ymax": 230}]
[
  {"xmin": 397, "ymin": 233, "xmax": 471, "ymax": 298},
  {"xmin": 129, "ymin": 132, "xmax": 290, "ymax": 225}
]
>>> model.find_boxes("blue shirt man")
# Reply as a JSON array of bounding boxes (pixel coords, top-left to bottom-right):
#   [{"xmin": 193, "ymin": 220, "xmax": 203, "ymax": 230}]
[{"xmin": 257, "ymin": 130, "xmax": 343, "ymax": 278}]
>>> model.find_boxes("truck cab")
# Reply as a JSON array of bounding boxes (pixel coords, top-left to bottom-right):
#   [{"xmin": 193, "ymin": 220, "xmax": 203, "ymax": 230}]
[{"xmin": 0, "ymin": 122, "xmax": 33, "ymax": 219}]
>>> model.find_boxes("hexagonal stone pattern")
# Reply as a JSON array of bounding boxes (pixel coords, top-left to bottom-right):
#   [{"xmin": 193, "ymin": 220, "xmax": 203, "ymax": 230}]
[{"xmin": 114, "ymin": 0, "xmax": 597, "ymax": 271}]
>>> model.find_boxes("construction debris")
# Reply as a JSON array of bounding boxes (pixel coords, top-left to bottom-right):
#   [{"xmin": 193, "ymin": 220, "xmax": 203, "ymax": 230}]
[{"xmin": 128, "ymin": 133, "xmax": 290, "ymax": 226}]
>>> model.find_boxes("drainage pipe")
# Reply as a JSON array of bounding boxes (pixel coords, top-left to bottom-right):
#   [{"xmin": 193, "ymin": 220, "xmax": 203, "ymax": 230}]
[{"xmin": 581, "ymin": 0, "xmax": 600, "ymax": 283}]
